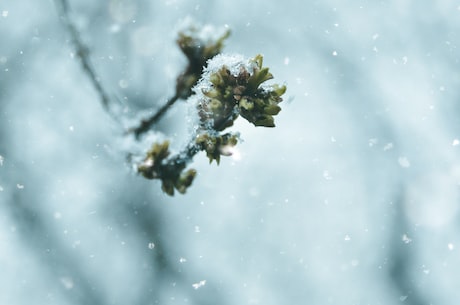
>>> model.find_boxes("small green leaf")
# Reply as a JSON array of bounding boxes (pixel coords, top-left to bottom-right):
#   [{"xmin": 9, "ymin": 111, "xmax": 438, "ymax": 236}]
[
  {"xmin": 273, "ymin": 84, "xmax": 287, "ymax": 96},
  {"xmin": 252, "ymin": 54, "xmax": 263, "ymax": 69},
  {"xmin": 248, "ymin": 67, "xmax": 273, "ymax": 92},
  {"xmin": 239, "ymin": 98, "xmax": 254, "ymax": 110}
]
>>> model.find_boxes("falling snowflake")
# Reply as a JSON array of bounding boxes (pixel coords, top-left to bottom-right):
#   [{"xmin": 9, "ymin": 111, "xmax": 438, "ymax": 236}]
[
  {"xmin": 192, "ymin": 280, "xmax": 206, "ymax": 290},
  {"xmin": 398, "ymin": 157, "xmax": 410, "ymax": 168},
  {"xmin": 60, "ymin": 277, "xmax": 74, "ymax": 290},
  {"xmin": 383, "ymin": 143, "xmax": 393, "ymax": 151},
  {"xmin": 401, "ymin": 234, "xmax": 412, "ymax": 244}
]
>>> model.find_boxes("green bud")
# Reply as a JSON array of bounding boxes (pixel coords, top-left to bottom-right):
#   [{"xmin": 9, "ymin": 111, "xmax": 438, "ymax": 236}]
[
  {"xmin": 239, "ymin": 98, "xmax": 254, "ymax": 110},
  {"xmin": 146, "ymin": 141, "xmax": 170, "ymax": 160},
  {"xmin": 182, "ymin": 169, "xmax": 197, "ymax": 187},
  {"xmin": 162, "ymin": 180, "xmax": 175, "ymax": 196},
  {"xmin": 172, "ymin": 169, "xmax": 197, "ymax": 194},
  {"xmin": 210, "ymin": 153, "xmax": 220, "ymax": 164},
  {"xmin": 142, "ymin": 53, "xmax": 286, "ymax": 196},
  {"xmin": 209, "ymin": 98, "xmax": 223, "ymax": 111},
  {"xmin": 264, "ymin": 105, "xmax": 281, "ymax": 115},
  {"xmin": 252, "ymin": 54, "xmax": 263, "ymax": 69},
  {"xmin": 203, "ymin": 88, "xmax": 220, "ymax": 98},
  {"xmin": 223, "ymin": 87, "xmax": 233, "ymax": 100},
  {"xmin": 138, "ymin": 160, "xmax": 155, "ymax": 179},
  {"xmin": 255, "ymin": 115, "xmax": 275, "ymax": 127},
  {"xmin": 272, "ymin": 84, "xmax": 287, "ymax": 96},
  {"xmin": 247, "ymin": 68, "xmax": 269, "ymax": 92},
  {"xmin": 209, "ymin": 73, "xmax": 223, "ymax": 87}
]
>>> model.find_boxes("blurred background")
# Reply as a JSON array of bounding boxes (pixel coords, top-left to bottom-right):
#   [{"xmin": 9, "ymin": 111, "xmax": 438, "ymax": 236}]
[{"xmin": 1, "ymin": 0, "xmax": 460, "ymax": 304}]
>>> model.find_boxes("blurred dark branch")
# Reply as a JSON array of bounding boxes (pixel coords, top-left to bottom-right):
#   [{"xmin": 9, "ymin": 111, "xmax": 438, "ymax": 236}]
[
  {"xmin": 55, "ymin": 0, "xmax": 186, "ymax": 136},
  {"xmin": 9, "ymin": 191, "xmax": 109, "ymax": 305},
  {"xmin": 122, "ymin": 202, "xmax": 228, "ymax": 305},
  {"xmin": 388, "ymin": 191, "xmax": 428, "ymax": 305},
  {"xmin": 54, "ymin": 0, "xmax": 121, "ymax": 125},
  {"xmin": 55, "ymin": 2, "xmax": 232, "ymax": 140}
]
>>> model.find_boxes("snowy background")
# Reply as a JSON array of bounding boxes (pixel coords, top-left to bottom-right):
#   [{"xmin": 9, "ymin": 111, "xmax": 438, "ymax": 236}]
[{"xmin": 1, "ymin": 0, "xmax": 460, "ymax": 304}]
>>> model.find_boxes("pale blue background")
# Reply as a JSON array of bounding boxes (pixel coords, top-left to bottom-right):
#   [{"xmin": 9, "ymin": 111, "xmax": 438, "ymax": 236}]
[{"xmin": 1, "ymin": 0, "xmax": 459, "ymax": 304}]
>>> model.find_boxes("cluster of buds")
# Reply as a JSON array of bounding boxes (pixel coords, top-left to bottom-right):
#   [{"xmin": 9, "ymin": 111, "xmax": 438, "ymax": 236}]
[
  {"xmin": 138, "ymin": 141, "xmax": 197, "ymax": 195},
  {"xmin": 196, "ymin": 132, "xmax": 239, "ymax": 164},
  {"xmin": 137, "ymin": 23, "xmax": 286, "ymax": 196},
  {"xmin": 186, "ymin": 54, "xmax": 287, "ymax": 170},
  {"xmin": 197, "ymin": 54, "xmax": 286, "ymax": 129}
]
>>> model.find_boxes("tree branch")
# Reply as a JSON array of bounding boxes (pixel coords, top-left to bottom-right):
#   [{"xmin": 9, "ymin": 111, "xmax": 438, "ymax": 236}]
[
  {"xmin": 128, "ymin": 23, "xmax": 231, "ymax": 138},
  {"xmin": 138, "ymin": 54, "xmax": 286, "ymax": 195},
  {"xmin": 54, "ymin": 0, "xmax": 121, "ymax": 124},
  {"xmin": 128, "ymin": 93, "xmax": 181, "ymax": 138},
  {"xmin": 9, "ymin": 191, "xmax": 109, "ymax": 305}
]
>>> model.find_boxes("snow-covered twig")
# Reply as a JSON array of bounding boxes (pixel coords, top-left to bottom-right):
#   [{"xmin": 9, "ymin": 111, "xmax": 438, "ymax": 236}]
[
  {"xmin": 53, "ymin": 4, "xmax": 286, "ymax": 196},
  {"xmin": 128, "ymin": 21, "xmax": 231, "ymax": 138},
  {"xmin": 138, "ymin": 54, "xmax": 286, "ymax": 195}
]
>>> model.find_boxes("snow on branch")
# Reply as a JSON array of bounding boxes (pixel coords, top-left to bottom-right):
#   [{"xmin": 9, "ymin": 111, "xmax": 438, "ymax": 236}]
[
  {"xmin": 54, "ymin": 2, "xmax": 286, "ymax": 196},
  {"xmin": 138, "ymin": 54, "xmax": 286, "ymax": 195},
  {"xmin": 129, "ymin": 20, "xmax": 231, "ymax": 138}
]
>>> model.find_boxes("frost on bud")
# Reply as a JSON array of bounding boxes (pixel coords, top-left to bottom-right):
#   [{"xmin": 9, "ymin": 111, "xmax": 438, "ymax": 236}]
[
  {"xmin": 195, "ymin": 54, "xmax": 286, "ymax": 130},
  {"xmin": 138, "ymin": 141, "xmax": 171, "ymax": 179},
  {"xmin": 138, "ymin": 141, "xmax": 197, "ymax": 196},
  {"xmin": 175, "ymin": 169, "xmax": 197, "ymax": 194},
  {"xmin": 175, "ymin": 21, "xmax": 231, "ymax": 99},
  {"xmin": 188, "ymin": 53, "xmax": 286, "ymax": 168},
  {"xmin": 196, "ymin": 133, "xmax": 239, "ymax": 164},
  {"xmin": 138, "ymin": 33, "xmax": 286, "ymax": 196}
]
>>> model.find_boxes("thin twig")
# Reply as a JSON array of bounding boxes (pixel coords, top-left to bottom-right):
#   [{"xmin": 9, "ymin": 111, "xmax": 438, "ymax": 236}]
[
  {"xmin": 54, "ymin": 0, "xmax": 121, "ymax": 124},
  {"xmin": 129, "ymin": 93, "xmax": 181, "ymax": 138},
  {"xmin": 129, "ymin": 76, "xmax": 233, "ymax": 139}
]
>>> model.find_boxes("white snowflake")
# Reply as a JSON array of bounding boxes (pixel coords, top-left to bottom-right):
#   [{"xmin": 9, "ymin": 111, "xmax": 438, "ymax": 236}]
[{"xmin": 192, "ymin": 280, "xmax": 206, "ymax": 290}]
